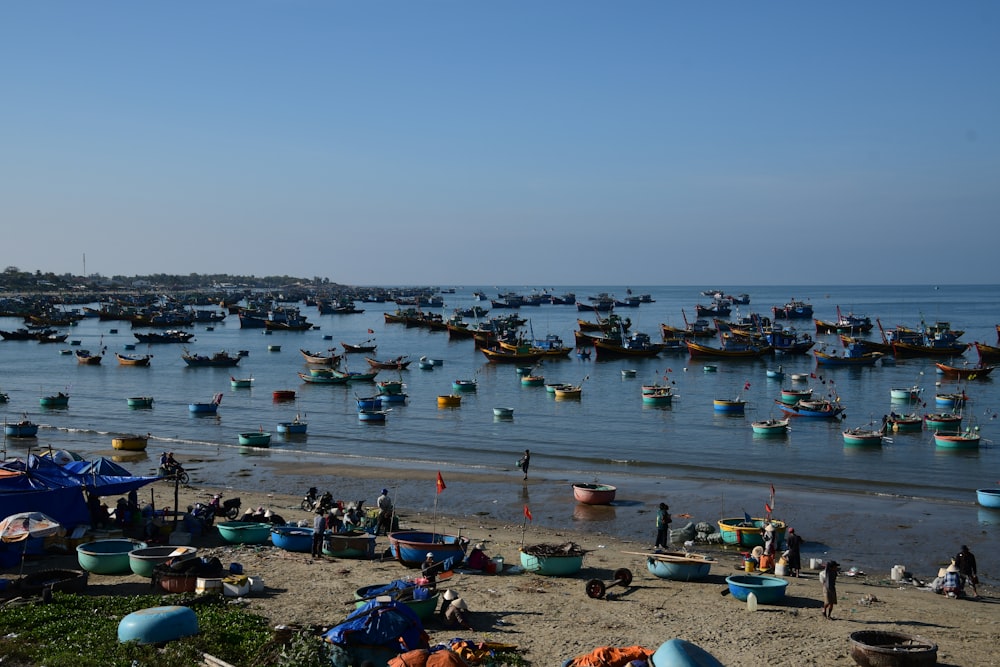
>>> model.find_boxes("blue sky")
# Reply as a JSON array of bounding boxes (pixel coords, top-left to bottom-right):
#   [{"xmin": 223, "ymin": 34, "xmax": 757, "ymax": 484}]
[{"xmin": 2, "ymin": 1, "xmax": 997, "ymax": 285}]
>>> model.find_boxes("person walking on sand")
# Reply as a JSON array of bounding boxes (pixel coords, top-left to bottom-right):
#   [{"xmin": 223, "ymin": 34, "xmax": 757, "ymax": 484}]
[
  {"xmin": 311, "ymin": 509, "xmax": 326, "ymax": 558},
  {"xmin": 955, "ymin": 545, "xmax": 978, "ymax": 598},
  {"xmin": 820, "ymin": 560, "xmax": 839, "ymax": 619},
  {"xmin": 654, "ymin": 503, "xmax": 672, "ymax": 550},
  {"xmin": 518, "ymin": 449, "xmax": 530, "ymax": 480},
  {"xmin": 784, "ymin": 527, "xmax": 804, "ymax": 577}
]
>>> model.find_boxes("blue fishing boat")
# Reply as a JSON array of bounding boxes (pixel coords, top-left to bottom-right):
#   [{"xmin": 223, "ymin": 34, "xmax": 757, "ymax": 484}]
[
  {"xmin": 5, "ymin": 419, "xmax": 39, "ymax": 438},
  {"xmin": 387, "ymin": 530, "xmax": 467, "ymax": 566},
  {"xmin": 713, "ymin": 398, "xmax": 746, "ymax": 414},
  {"xmin": 276, "ymin": 417, "xmax": 308, "ymax": 434},
  {"xmin": 270, "ymin": 525, "xmax": 314, "ymax": 552},
  {"xmin": 356, "ymin": 396, "xmax": 383, "ymax": 411},
  {"xmin": 717, "ymin": 518, "xmax": 786, "ymax": 548},
  {"xmin": 189, "ymin": 393, "xmax": 223, "ymax": 414},
  {"xmin": 39, "ymin": 392, "xmax": 70, "ymax": 408},
  {"xmin": 519, "ymin": 545, "xmax": 585, "ymax": 576},
  {"xmin": 238, "ymin": 431, "xmax": 271, "ymax": 447},
  {"xmin": 644, "ymin": 552, "xmax": 714, "ymax": 581},
  {"xmin": 777, "ymin": 398, "xmax": 844, "ymax": 419},
  {"xmin": 813, "ymin": 343, "xmax": 883, "ymax": 367},
  {"xmin": 976, "ymin": 488, "xmax": 1000, "ymax": 509},
  {"xmin": 725, "ymin": 574, "xmax": 789, "ymax": 604}
]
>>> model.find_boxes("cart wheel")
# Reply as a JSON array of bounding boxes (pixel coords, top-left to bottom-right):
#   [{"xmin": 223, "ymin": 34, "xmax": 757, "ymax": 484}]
[
  {"xmin": 585, "ymin": 579, "xmax": 606, "ymax": 599},
  {"xmin": 614, "ymin": 568, "xmax": 633, "ymax": 587}
]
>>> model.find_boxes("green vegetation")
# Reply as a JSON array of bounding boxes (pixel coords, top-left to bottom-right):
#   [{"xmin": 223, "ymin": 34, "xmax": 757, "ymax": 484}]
[{"xmin": 0, "ymin": 592, "xmax": 284, "ymax": 667}]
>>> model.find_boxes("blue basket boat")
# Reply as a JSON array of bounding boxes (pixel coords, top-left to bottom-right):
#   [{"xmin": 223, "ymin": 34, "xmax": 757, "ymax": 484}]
[
  {"xmin": 725, "ymin": 574, "xmax": 789, "ymax": 604},
  {"xmin": 271, "ymin": 525, "xmax": 314, "ymax": 552},
  {"xmin": 387, "ymin": 530, "xmax": 466, "ymax": 566},
  {"xmin": 645, "ymin": 552, "xmax": 714, "ymax": 582},
  {"xmin": 977, "ymin": 488, "xmax": 1000, "ymax": 509}
]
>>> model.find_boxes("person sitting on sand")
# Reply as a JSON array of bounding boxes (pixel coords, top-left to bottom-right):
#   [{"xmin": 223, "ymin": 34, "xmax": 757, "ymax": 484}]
[
  {"xmin": 443, "ymin": 596, "xmax": 473, "ymax": 630},
  {"xmin": 942, "ymin": 562, "xmax": 964, "ymax": 598},
  {"xmin": 466, "ymin": 543, "xmax": 490, "ymax": 571}
]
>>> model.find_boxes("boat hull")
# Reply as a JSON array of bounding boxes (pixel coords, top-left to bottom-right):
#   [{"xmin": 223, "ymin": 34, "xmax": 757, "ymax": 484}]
[
  {"xmin": 975, "ymin": 489, "xmax": 1000, "ymax": 508},
  {"xmin": 127, "ymin": 397, "xmax": 154, "ymax": 408},
  {"xmin": 713, "ymin": 399, "xmax": 745, "ymax": 414},
  {"xmin": 717, "ymin": 518, "xmax": 786, "ymax": 548},
  {"xmin": 933, "ymin": 432, "xmax": 980, "ymax": 450},
  {"xmin": 646, "ymin": 554, "xmax": 714, "ymax": 582},
  {"xmin": 572, "ymin": 483, "xmax": 617, "ymax": 505},
  {"xmin": 725, "ymin": 574, "xmax": 788, "ymax": 604},
  {"xmin": 518, "ymin": 550, "xmax": 583, "ymax": 576},
  {"xmin": 848, "ymin": 631, "xmax": 937, "ymax": 667},
  {"xmin": 270, "ymin": 526, "xmax": 314, "ymax": 552},
  {"xmin": 238, "ymin": 432, "xmax": 271, "ymax": 447},
  {"xmin": 388, "ymin": 531, "xmax": 466, "ymax": 566},
  {"xmin": 5, "ymin": 423, "xmax": 39, "ymax": 437},
  {"xmin": 323, "ymin": 531, "xmax": 376, "ymax": 559},
  {"xmin": 112, "ymin": 435, "xmax": 149, "ymax": 451}
]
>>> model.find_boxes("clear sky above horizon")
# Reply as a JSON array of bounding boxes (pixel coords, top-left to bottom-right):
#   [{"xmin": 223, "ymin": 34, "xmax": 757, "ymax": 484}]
[{"xmin": 3, "ymin": 1, "xmax": 998, "ymax": 286}]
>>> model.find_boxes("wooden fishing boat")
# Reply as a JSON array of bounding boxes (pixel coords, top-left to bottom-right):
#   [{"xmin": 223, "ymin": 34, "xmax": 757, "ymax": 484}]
[
  {"xmin": 771, "ymin": 299, "xmax": 813, "ymax": 320},
  {"xmin": 893, "ymin": 339, "xmax": 968, "ymax": 359},
  {"xmin": 481, "ymin": 346, "xmax": 546, "ymax": 364},
  {"xmin": 843, "ymin": 426, "xmax": 884, "ymax": 447},
  {"xmin": 299, "ymin": 348, "xmax": 340, "ymax": 365},
  {"xmin": 886, "ymin": 412, "xmax": 923, "ymax": 431},
  {"xmin": 554, "ymin": 384, "xmax": 583, "ymax": 399},
  {"xmin": 115, "ymin": 352, "xmax": 152, "ymax": 366},
  {"xmin": 848, "ymin": 630, "xmax": 937, "ymax": 667},
  {"xmin": 572, "ymin": 483, "xmax": 617, "ymax": 505},
  {"xmin": 685, "ymin": 336, "xmax": 771, "ymax": 358},
  {"xmin": 814, "ymin": 307, "xmax": 874, "ymax": 335},
  {"xmin": 75, "ymin": 350, "xmax": 103, "ymax": 365},
  {"xmin": 364, "ymin": 356, "xmax": 411, "ymax": 370},
  {"xmin": 111, "ymin": 433, "xmax": 149, "ymax": 451},
  {"xmin": 813, "ymin": 343, "xmax": 882, "ymax": 366},
  {"xmin": 181, "ymin": 350, "xmax": 241, "ymax": 367},
  {"xmin": 329, "ymin": 368, "xmax": 379, "ymax": 382},
  {"xmin": 238, "ymin": 431, "xmax": 272, "ymax": 447},
  {"xmin": 934, "ymin": 428, "xmax": 980, "ymax": 450},
  {"xmin": 323, "ymin": 530, "xmax": 376, "ymax": 559},
  {"xmin": 519, "ymin": 543, "xmax": 585, "ymax": 576},
  {"xmin": 388, "ymin": 530, "xmax": 467, "ymax": 566},
  {"xmin": 298, "ymin": 371, "xmax": 348, "ymax": 384},
  {"xmin": 189, "ymin": 393, "xmax": 223, "ymax": 413},
  {"xmin": 341, "ymin": 340, "xmax": 377, "ymax": 354},
  {"xmin": 713, "ymin": 398, "xmax": 745, "ymax": 414},
  {"xmin": 935, "ymin": 362, "xmax": 995, "ymax": 378},
  {"xmin": 777, "ymin": 398, "xmax": 844, "ymax": 419},
  {"xmin": 751, "ymin": 418, "xmax": 789, "ymax": 435},
  {"xmin": 5, "ymin": 419, "xmax": 39, "ymax": 437},
  {"xmin": 973, "ymin": 341, "xmax": 1000, "ymax": 363},
  {"xmin": 976, "ymin": 488, "xmax": 1000, "ymax": 509},
  {"xmin": 717, "ymin": 518, "xmax": 786, "ymax": 548},
  {"xmin": 437, "ymin": 394, "xmax": 462, "ymax": 407},
  {"xmin": 593, "ymin": 332, "xmax": 664, "ymax": 359},
  {"xmin": 923, "ymin": 412, "xmax": 962, "ymax": 430},
  {"xmin": 133, "ymin": 330, "xmax": 194, "ymax": 344},
  {"xmin": 126, "ymin": 396, "xmax": 154, "ymax": 408},
  {"xmin": 778, "ymin": 387, "xmax": 812, "ymax": 405},
  {"xmin": 39, "ymin": 393, "xmax": 70, "ymax": 408},
  {"xmin": 643, "ymin": 551, "xmax": 715, "ymax": 581},
  {"xmin": 230, "ymin": 376, "xmax": 254, "ymax": 388}
]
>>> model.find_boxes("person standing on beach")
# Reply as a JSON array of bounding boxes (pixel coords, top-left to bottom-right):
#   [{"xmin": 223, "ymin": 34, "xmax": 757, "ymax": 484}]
[
  {"xmin": 311, "ymin": 510, "xmax": 325, "ymax": 558},
  {"xmin": 654, "ymin": 503, "xmax": 671, "ymax": 550},
  {"xmin": 376, "ymin": 488, "xmax": 393, "ymax": 535},
  {"xmin": 784, "ymin": 527, "xmax": 803, "ymax": 577},
  {"xmin": 820, "ymin": 561, "xmax": 839, "ymax": 619},
  {"xmin": 518, "ymin": 449, "xmax": 530, "ymax": 480},
  {"xmin": 955, "ymin": 545, "xmax": 978, "ymax": 598}
]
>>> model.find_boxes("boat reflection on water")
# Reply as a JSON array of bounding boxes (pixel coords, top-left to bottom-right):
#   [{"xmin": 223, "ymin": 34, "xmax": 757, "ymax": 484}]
[
  {"xmin": 977, "ymin": 509, "xmax": 999, "ymax": 527},
  {"xmin": 573, "ymin": 503, "xmax": 617, "ymax": 523},
  {"xmin": 111, "ymin": 452, "xmax": 149, "ymax": 464}
]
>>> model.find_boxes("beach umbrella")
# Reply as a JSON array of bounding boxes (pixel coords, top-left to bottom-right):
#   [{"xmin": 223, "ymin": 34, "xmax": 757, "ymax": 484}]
[{"xmin": 0, "ymin": 511, "xmax": 63, "ymax": 577}]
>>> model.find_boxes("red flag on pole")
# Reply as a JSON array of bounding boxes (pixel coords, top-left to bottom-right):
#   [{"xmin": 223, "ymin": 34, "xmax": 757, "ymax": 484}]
[
  {"xmin": 765, "ymin": 503, "xmax": 772, "ymax": 514},
  {"xmin": 523, "ymin": 505, "xmax": 532, "ymax": 521},
  {"xmin": 436, "ymin": 471, "xmax": 446, "ymax": 494},
  {"xmin": 770, "ymin": 484, "xmax": 775, "ymax": 498}
]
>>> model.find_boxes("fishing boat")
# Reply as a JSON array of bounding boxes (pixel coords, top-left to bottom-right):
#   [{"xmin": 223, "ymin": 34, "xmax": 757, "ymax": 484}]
[
  {"xmin": 848, "ymin": 630, "xmax": 937, "ymax": 667},
  {"xmin": 4, "ymin": 419, "xmax": 39, "ymax": 438},
  {"xmin": 358, "ymin": 409, "xmax": 388, "ymax": 422},
  {"xmin": 592, "ymin": 332, "xmax": 664, "ymax": 359},
  {"xmin": 276, "ymin": 416, "xmax": 308, "ymax": 434},
  {"xmin": 133, "ymin": 330, "xmax": 194, "ymax": 344},
  {"xmin": 387, "ymin": 530, "xmax": 467, "ymax": 566},
  {"xmin": 766, "ymin": 367, "xmax": 785, "ymax": 380},
  {"xmin": 364, "ymin": 356, "xmax": 411, "ymax": 370},
  {"xmin": 329, "ymin": 368, "xmax": 379, "ymax": 382},
  {"xmin": 189, "ymin": 393, "xmax": 223, "ymax": 413},
  {"xmin": 813, "ymin": 343, "xmax": 883, "ymax": 366},
  {"xmin": 341, "ymin": 340, "xmax": 377, "ymax": 354},
  {"xmin": 778, "ymin": 387, "xmax": 813, "ymax": 405},
  {"xmin": 685, "ymin": 335, "xmax": 772, "ymax": 358},
  {"xmin": 572, "ymin": 483, "xmax": 617, "ymax": 505},
  {"xmin": 771, "ymin": 299, "xmax": 813, "ymax": 320},
  {"xmin": 238, "ymin": 431, "xmax": 272, "ymax": 447},
  {"xmin": 933, "ymin": 427, "xmax": 980, "ymax": 450},
  {"xmin": 972, "ymin": 341, "xmax": 1000, "ymax": 364},
  {"xmin": 298, "ymin": 371, "xmax": 348, "ymax": 384},
  {"xmin": 323, "ymin": 531, "xmax": 376, "ymax": 559},
  {"xmin": 554, "ymin": 383, "xmax": 584, "ymax": 399},
  {"xmin": 642, "ymin": 388, "xmax": 675, "ymax": 406},
  {"xmin": 934, "ymin": 391, "xmax": 968, "ymax": 409},
  {"xmin": 975, "ymin": 489, "xmax": 1000, "ymax": 509},
  {"xmin": 935, "ymin": 362, "xmax": 995, "ymax": 379},
  {"xmin": 843, "ymin": 425, "xmax": 884, "ymax": 447},
  {"xmin": 717, "ymin": 518, "xmax": 787, "ymax": 548},
  {"xmin": 520, "ymin": 375, "xmax": 545, "ymax": 387},
  {"xmin": 452, "ymin": 379, "xmax": 478, "ymax": 391},
  {"xmin": 230, "ymin": 376, "xmax": 254, "ymax": 388},
  {"xmin": 181, "ymin": 350, "xmax": 241, "ymax": 367},
  {"xmin": 356, "ymin": 396, "xmax": 383, "ymax": 411},
  {"xmin": 519, "ymin": 543, "xmax": 585, "ymax": 576},
  {"xmin": 39, "ymin": 393, "xmax": 70, "ymax": 408},
  {"xmin": 126, "ymin": 396, "xmax": 154, "ymax": 408},
  {"xmin": 886, "ymin": 412, "xmax": 923, "ymax": 431},
  {"xmin": 481, "ymin": 345, "xmax": 546, "ymax": 364},
  {"xmin": 492, "ymin": 407, "xmax": 514, "ymax": 418},
  {"xmin": 751, "ymin": 418, "xmax": 789, "ymax": 435},
  {"xmin": 437, "ymin": 394, "xmax": 462, "ymax": 408},
  {"xmin": 923, "ymin": 412, "xmax": 963, "ymax": 431},
  {"xmin": 725, "ymin": 574, "xmax": 789, "ymax": 604},
  {"xmin": 299, "ymin": 348, "xmax": 340, "ymax": 365},
  {"xmin": 376, "ymin": 380, "xmax": 405, "ymax": 395},
  {"xmin": 111, "ymin": 433, "xmax": 149, "ymax": 451},
  {"xmin": 272, "ymin": 389, "xmax": 296, "ymax": 401},
  {"xmin": 115, "ymin": 352, "xmax": 153, "ymax": 366},
  {"xmin": 890, "ymin": 385, "xmax": 923, "ymax": 401},
  {"xmin": 777, "ymin": 398, "xmax": 844, "ymax": 419},
  {"xmin": 713, "ymin": 398, "xmax": 746, "ymax": 414},
  {"xmin": 643, "ymin": 551, "xmax": 715, "ymax": 582},
  {"xmin": 75, "ymin": 349, "xmax": 103, "ymax": 365}
]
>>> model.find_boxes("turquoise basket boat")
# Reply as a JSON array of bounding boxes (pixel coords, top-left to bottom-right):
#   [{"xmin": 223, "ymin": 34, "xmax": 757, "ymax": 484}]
[
  {"xmin": 128, "ymin": 546, "xmax": 198, "ymax": 578},
  {"xmin": 976, "ymin": 488, "xmax": 1000, "ymax": 508},
  {"xmin": 323, "ymin": 531, "xmax": 377, "ymax": 559},
  {"xmin": 216, "ymin": 521, "xmax": 272, "ymax": 545},
  {"xmin": 77, "ymin": 539, "xmax": 145, "ymax": 575},
  {"xmin": 519, "ymin": 546, "xmax": 584, "ymax": 576},
  {"xmin": 717, "ymin": 518, "xmax": 786, "ymax": 548},
  {"xmin": 725, "ymin": 574, "xmax": 788, "ymax": 604},
  {"xmin": 645, "ymin": 552, "xmax": 714, "ymax": 582}
]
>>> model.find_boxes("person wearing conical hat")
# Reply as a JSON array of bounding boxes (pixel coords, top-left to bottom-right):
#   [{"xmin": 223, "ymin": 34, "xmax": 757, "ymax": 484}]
[
  {"xmin": 942, "ymin": 560, "xmax": 964, "ymax": 597},
  {"xmin": 443, "ymin": 595, "xmax": 473, "ymax": 630}
]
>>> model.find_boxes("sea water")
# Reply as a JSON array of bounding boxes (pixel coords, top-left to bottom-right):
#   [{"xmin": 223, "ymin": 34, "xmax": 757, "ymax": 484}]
[{"xmin": 1, "ymin": 284, "xmax": 997, "ymax": 576}]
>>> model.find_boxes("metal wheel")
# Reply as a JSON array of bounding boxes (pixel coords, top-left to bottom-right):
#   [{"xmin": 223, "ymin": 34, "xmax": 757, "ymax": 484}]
[
  {"xmin": 226, "ymin": 505, "xmax": 241, "ymax": 520},
  {"xmin": 177, "ymin": 471, "xmax": 190, "ymax": 485},
  {"xmin": 614, "ymin": 568, "xmax": 633, "ymax": 587},
  {"xmin": 300, "ymin": 499, "xmax": 312, "ymax": 511},
  {"xmin": 585, "ymin": 579, "xmax": 606, "ymax": 599}
]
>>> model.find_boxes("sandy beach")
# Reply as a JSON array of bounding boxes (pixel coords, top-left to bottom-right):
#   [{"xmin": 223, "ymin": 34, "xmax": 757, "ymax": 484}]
[{"xmin": 20, "ymin": 471, "xmax": 999, "ymax": 667}]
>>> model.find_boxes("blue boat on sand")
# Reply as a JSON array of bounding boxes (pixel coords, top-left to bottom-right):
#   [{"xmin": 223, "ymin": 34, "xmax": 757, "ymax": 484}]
[
  {"xmin": 644, "ymin": 551, "xmax": 715, "ymax": 582},
  {"xmin": 976, "ymin": 489, "xmax": 1000, "ymax": 509},
  {"xmin": 387, "ymin": 530, "xmax": 467, "ymax": 567}
]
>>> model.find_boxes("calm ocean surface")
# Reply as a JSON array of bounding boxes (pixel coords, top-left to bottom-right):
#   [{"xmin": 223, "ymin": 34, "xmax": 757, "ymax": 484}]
[{"xmin": 2, "ymin": 284, "xmax": 998, "ymax": 576}]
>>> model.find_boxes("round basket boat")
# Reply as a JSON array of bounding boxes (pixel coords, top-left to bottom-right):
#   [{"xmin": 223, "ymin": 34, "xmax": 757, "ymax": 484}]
[
  {"xmin": 724, "ymin": 574, "xmax": 788, "ymax": 604},
  {"xmin": 76, "ymin": 539, "xmax": 145, "ymax": 575},
  {"xmin": 323, "ymin": 531, "xmax": 377, "ymax": 559},
  {"xmin": 354, "ymin": 584, "xmax": 439, "ymax": 620},
  {"xmin": 271, "ymin": 525, "xmax": 314, "ymax": 552},
  {"xmin": 848, "ymin": 630, "xmax": 937, "ymax": 667},
  {"xmin": 572, "ymin": 483, "xmax": 617, "ymax": 505},
  {"xmin": 646, "ymin": 553, "xmax": 714, "ymax": 582},
  {"xmin": 976, "ymin": 488, "xmax": 1000, "ymax": 508},
  {"xmin": 216, "ymin": 521, "xmax": 272, "ymax": 545},
  {"xmin": 128, "ymin": 546, "xmax": 198, "ymax": 578},
  {"xmin": 519, "ymin": 544, "xmax": 585, "ymax": 577},
  {"xmin": 16, "ymin": 568, "xmax": 89, "ymax": 596},
  {"xmin": 118, "ymin": 605, "xmax": 199, "ymax": 645}
]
